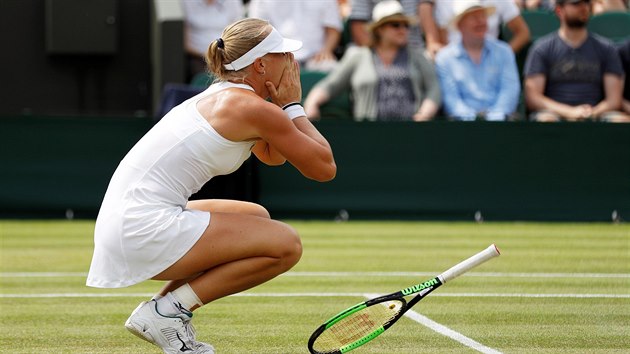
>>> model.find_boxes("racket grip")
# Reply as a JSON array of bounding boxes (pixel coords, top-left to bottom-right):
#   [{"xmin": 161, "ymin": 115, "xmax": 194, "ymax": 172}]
[{"xmin": 438, "ymin": 244, "xmax": 500, "ymax": 283}]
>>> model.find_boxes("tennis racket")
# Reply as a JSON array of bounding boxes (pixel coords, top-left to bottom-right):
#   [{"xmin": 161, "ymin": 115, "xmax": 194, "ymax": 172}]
[{"xmin": 307, "ymin": 244, "xmax": 500, "ymax": 354}]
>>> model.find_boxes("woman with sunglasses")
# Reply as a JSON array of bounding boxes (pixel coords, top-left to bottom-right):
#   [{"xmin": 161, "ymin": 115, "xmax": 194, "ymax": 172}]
[{"xmin": 304, "ymin": 0, "xmax": 441, "ymax": 122}]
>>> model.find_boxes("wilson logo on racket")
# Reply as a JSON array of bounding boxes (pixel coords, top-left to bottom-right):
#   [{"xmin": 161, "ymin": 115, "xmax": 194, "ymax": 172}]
[
  {"xmin": 308, "ymin": 244, "xmax": 501, "ymax": 354},
  {"xmin": 401, "ymin": 278, "xmax": 439, "ymax": 296}
]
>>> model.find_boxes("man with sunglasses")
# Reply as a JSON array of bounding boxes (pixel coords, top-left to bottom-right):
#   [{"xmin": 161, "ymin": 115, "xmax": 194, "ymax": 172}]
[{"xmin": 524, "ymin": 0, "xmax": 627, "ymax": 122}]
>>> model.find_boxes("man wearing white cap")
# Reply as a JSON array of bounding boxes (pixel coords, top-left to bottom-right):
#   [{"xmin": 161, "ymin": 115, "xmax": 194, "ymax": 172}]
[
  {"xmin": 435, "ymin": 0, "xmax": 520, "ymax": 121},
  {"xmin": 87, "ymin": 18, "xmax": 336, "ymax": 353}
]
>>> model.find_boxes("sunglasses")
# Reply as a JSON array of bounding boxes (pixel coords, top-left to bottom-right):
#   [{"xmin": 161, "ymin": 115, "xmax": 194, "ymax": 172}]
[
  {"xmin": 386, "ymin": 22, "xmax": 410, "ymax": 29},
  {"xmin": 564, "ymin": 0, "xmax": 590, "ymax": 5}
]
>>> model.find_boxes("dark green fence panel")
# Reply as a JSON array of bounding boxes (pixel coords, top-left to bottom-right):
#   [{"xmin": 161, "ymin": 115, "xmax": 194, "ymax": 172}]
[
  {"xmin": 2, "ymin": 117, "xmax": 629, "ymax": 221},
  {"xmin": 0, "ymin": 116, "xmax": 153, "ymax": 218},
  {"xmin": 257, "ymin": 121, "xmax": 630, "ymax": 221}
]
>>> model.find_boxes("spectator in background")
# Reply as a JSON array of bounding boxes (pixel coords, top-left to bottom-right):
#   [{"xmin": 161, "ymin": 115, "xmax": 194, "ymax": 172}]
[
  {"xmin": 182, "ymin": 0, "xmax": 244, "ymax": 82},
  {"xmin": 431, "ymin": 0, "xmax": 531, "ymax": 54},
  {"xmin": 591, "ymin": 0, "xmax": 628, "ymax": 14},
  {"xmin": 304, "ymin": 0, "xmax": 441, "ymax": 122},
  {"xmin": 248, "ymin": 0, "xmax": 343, "ymax": 72},
  {"xmin": 524, "ymin": 0, "xmax": 627, "ymax": 122},
  {"xmin": 514, "ymin": 0, "xmax": 556, "ymax": 11},
  {"xmin": 338, "ymin": 0, "xmax": 352, "ymax": 19},
  {"xmin": 419, "ymin": 0, "xmax": 444, "ymax": 59},
  {"xmin": 348, "ymin": 0, "xmax": 425, "ymax": 50},
  {"xmin": 435, "ymin": 0, "xmax": 520, "ymax": 121}
]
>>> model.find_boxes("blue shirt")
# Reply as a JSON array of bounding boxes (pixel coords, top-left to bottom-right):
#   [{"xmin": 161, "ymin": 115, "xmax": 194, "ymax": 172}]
[{"xmin": 435, "ymin": 38, "xmax": 520, "ymax": 121}]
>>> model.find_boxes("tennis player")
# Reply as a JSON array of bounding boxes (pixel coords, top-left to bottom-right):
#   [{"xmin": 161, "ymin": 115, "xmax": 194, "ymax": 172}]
[{"xmin": 86, "ymin": 18, "xmax": 336, "ymax": 354}]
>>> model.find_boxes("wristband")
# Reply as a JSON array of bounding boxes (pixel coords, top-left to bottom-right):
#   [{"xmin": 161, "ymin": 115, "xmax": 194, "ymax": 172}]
[
  {"xmin": 282, "ymin": 102, "xmax": 301, "ymax": 110},
  {"xmin": 282, "ymin": 102, "xmax": 306, "ymax": 120}
]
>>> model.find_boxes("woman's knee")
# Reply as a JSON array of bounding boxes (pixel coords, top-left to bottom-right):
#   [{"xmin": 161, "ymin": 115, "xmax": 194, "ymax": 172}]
[
  {"xmin": 249, "ymin": 203, "xmax": 271, "ymax": 219},
  {"xmin": 277, "ymin": 224, "xmax": 303, "ymax": 270},
  {"xmin": 235, "ymin": 201, "xmax": 271, "ymax": 219}
]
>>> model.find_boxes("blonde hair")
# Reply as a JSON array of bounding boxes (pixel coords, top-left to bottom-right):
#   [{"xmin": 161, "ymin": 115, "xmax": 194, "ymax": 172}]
[{"xmin": 206, "ymin": 18, "xmax": 272, "ymax": 81}]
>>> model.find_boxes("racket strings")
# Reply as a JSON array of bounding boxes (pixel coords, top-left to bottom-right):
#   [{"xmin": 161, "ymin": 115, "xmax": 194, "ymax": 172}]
[{"xmin": 312, "ymin": 300, "xmax": 403, "ymax": 353}]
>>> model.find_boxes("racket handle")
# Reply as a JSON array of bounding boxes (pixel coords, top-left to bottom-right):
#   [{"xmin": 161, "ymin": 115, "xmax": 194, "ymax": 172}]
[{"xmin": 438, "ymin": 244, "xmax": 500, "ymax": 283}]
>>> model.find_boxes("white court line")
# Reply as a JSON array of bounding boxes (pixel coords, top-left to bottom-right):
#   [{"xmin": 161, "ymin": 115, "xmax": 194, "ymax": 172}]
[
  {"xmin": 287, "ymin": 272, "xmax": 630, "ymax": 278},
  {"xmin": 405, "ymin": 310, "xmax": 502, "ymax": 354},
  {"xmin": 364, "ymin": 293, "xmax": 502, "ymax": 354},
  {"xmin": 1, "ymin": 292, "xmax": 628, "ymax": 299},
  {"xmin": 1, "ymin": 271, "xmax": 629, "ymax": 278},
  {"xmin": 0, "ymin": 272, "xmax": 88, "ymax": 277}
]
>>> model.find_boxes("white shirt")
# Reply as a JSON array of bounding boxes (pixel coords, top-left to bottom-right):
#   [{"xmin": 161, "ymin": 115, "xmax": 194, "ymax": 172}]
[
  {"xmin": 182, "ymin": 0, "xmax": 244, "ymax": 55},
  {"xmin": 248, "ymin": 0, "xmax": 343, "ymax": 62},
  {"xmin": 435, "ymin": 0, "xmax": 521, "ymax": 44}
]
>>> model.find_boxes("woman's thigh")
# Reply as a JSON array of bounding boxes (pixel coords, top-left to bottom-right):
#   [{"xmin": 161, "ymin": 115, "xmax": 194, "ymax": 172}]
[
  {"xmin": 186, "ymin": 199, "xmax": 270, "ymax": 218},
  {"xmin": 153, "ymin": 209, "xmax": 300, "ymax": 280}
]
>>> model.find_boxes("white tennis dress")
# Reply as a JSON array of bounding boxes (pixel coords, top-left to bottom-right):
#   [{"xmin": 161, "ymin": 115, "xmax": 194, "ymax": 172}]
[{"xmin": 87, "ymin": 82, "xmax": 256, "ymax": 288}]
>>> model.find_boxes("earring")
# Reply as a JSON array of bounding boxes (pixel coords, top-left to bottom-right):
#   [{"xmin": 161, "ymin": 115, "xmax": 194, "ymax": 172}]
[{"xmin": 260, "ymin": 71, "xmax": 266, "ymax": 75}]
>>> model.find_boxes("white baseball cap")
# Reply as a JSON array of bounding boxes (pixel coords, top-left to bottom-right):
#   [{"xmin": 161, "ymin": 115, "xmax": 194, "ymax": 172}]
[{"xmin": 224, "ymin": 27, "xmax": 302, "ymax": 71}]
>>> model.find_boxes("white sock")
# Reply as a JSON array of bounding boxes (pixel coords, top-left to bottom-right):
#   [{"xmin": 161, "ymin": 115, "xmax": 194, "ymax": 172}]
[
  {"xmin": 151, "ymin": 294, "xmax": 163, "ymax": 301},
  {"xmin": 172, "ymin": 283, "xmax": 204, "ymax": 310},
  {"xmin": 155, "ymin": 284, "xmax": 203, "ymax": 317}
]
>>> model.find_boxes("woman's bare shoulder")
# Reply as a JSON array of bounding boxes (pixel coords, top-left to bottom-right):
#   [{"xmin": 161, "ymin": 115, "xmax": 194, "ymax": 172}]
[{"xmin": 197, "ymin": 88, "xmax": 284, "ymax": 141}]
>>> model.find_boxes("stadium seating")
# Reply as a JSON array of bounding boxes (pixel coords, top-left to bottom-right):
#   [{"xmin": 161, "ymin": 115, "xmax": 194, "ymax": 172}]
[
  {"xmin": 501, "ymin": 10, "xmax": 560, "ymax": 73},
  {"xmin": 190, "ymin": 72, "xmax": 214, "ymax": 88},
  {"xmin": 501, "ymin": 10, "xmax": 561, "ymax": 119},
  {"xmin": 300, "ymin": 70, "xmax": 352, "ymax": 120},
  {"xmin": 505, "ymin": 10, "xmax": 560, "ymax": 43},
  {"xmin": 528, "ymin": 10, "xmax": 560, "ymax": 37},
  {"xmin": 587, "ymin": 11, "xmax": 630, "ymax": 43},
  {"xmin": 156, "ymin": 83, "xmax": 204, "ymax": 119},
  {"xmin": 334, "ymin": 18, "xmax": 353, "ymax": 59}
]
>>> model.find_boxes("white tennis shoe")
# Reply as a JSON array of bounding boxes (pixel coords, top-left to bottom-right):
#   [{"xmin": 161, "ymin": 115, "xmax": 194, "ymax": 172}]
[{"xmin": 124, "ymin": 300, "xmax": 215, "ymax": 354}]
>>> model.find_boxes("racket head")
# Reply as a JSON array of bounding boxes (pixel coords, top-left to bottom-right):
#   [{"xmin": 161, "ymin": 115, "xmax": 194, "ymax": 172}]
[{"xmin": 308, "ymin": 297, "xmax": 407, "ymax": 354}]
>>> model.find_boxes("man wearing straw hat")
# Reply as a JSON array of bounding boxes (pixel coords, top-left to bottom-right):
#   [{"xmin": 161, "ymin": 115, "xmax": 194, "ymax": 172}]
[{"xmin": 434, "ymin": 0, "xmax": 520, "ymax": 121}]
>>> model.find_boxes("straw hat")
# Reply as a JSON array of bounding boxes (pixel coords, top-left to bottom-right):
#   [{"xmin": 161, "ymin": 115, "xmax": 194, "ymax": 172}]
[
  {"xmin": 368, "ymin": 0, "xmax": 417, "ymax": 32},
  {"xmin": 450, "ymin": 0, "xmax": 496, "ymax": 27}
]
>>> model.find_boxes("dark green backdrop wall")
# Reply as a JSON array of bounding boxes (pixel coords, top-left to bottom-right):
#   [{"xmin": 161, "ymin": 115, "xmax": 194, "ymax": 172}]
[
  {"xmin": 257, "ymin": 121, "xmax": 630, "ymax": 221},
  {"xmin": 2, "ymin": 116, "xmax": 629, "ymax": 221}
]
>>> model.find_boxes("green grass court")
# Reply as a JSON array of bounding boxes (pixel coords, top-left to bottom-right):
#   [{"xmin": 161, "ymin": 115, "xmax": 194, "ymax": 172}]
[{"xmin": 1, "ymin": 220, "xmax": 628, "ymax": 353}]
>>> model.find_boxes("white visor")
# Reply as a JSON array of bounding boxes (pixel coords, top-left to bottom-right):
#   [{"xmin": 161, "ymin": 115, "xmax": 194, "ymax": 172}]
[{"xmin": 223, "ymin": 27, "xmax": 303, "ymax": 71}]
